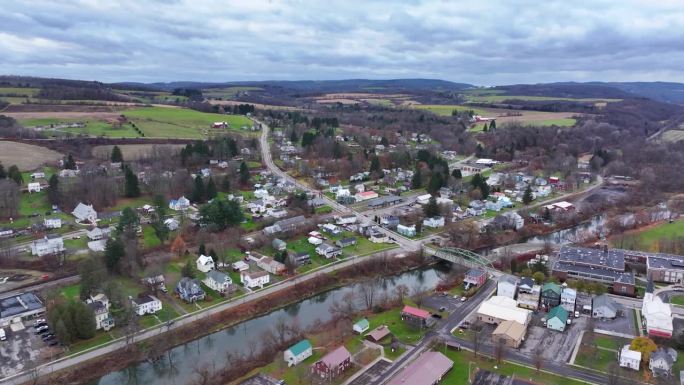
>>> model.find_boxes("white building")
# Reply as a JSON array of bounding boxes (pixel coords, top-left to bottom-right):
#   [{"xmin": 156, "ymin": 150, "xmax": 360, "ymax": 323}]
[
  {"xmin": 642, "ymin": 280, "xmax": 673, "ymax": 338},
  {"xmin": 72, "ymin": 202, "xmax": 97, "ymax": 224},
  {"xmin": 497, "ymin": 275, "xmax": 518, "ymax": 299},
  {"xmin": 560, "ymin": 288, "xmax": 577, "ymax": 313},
  {"xmin": 86, "ymin": 294, "xmax": 114, "ymax": 331},
  {"xmin": 397, "ymin": 224, "xmax": 416, "ymax": 237},
  {"xmin": 416, "ymin": 194, "xmax": 432, "ymax": 205},
  {"xmin": 422, "ymin": 216, "xmax": 445, "ymax": 228},
  {"xmin": 308, "ymin": 236, "xmax": 323, "ymax": 245},
  {"xmin": 241, "ymin": 270, "xmax": 270, "ymax": 289},
  {"xmin": 164, "ymin": 218, "xmax": 179, "ymax": 231},
  {"xmin": 27, "ymin": 182, "xmax": 41, "ymax": 193},
  {"xmin": 196, "ymin": 254, "xmax": 215, "ymax": 273},
  {"xmin": 284, "ymin": 339, "xmax": 313, "ymax": 367},
  {"xmin": 477, "ymin": 296, "xmax": 532, "ymax": 326},
  {"xmin": 87, "ymin": 226, "xmax": 112, "ymax": 241},
  {"xmin": 43, "ymin": 217, "xmax": 62, "ymax": 229},
  {"xmin": 204, "ymin": 270, "xmax": 233, "ymax": 293},
  {"xmin": 31, "ymin": 235, "xmax": 65, "ymax": 256},
  {"xmin": 131, "ymin": 295, "xmax": 162, "ymax": 316},
  {"xmin": 619, "ymin": 345, "xmax": 641, "ymax": 371},
  {"xmin": 335, "ymin": 214, "xmax": 357, "ymax": 225},
  {"xmin": 169, "ymin": 196, "xmax": 190, "ymax": 211}
]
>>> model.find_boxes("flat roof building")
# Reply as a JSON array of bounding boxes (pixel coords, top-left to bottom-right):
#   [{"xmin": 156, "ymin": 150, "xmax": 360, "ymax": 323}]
[
  {"xmin": 0, "ymin": 293, "xmax": 45, "ymax": 327},
  {"xmin": 386, "ymin": 351, "xmax": 453, "ymax": 385},
  {"xmin": 552, "ymin": 246, "xmax": 635, "ymax": 295}
]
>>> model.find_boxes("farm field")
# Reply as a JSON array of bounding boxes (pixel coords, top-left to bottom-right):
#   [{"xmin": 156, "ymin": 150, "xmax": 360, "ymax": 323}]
[
  {"xmin": 19, "ymin": 117, "xmax": 141, "ymax": 138},
  {"xmin": 0, "ymin": 141, "xmax": 62, "ymax": 170},
  {"xmin": 92, "ymin": 144, "xmax": 184, "ymax": 160},
  {"xmin": 202, "ymin": 86, "xmax": 264, "ymax": 99},
  {"xmin": 661, "ymin": 129, "xmax": 684, "ymax": 143},
  {"xmin": 412, "ymin": 104, "xmax": 578, "ymax": 128},
  {"xmin": 122, "ymin": 107, "xmax": 254, "ymax": 138}
]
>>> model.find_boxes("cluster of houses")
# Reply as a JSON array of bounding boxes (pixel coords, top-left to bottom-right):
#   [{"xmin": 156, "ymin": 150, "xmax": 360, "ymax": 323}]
[{"xmin": 619, "ymin": 345, "xmax": 679, "ymax": 377}]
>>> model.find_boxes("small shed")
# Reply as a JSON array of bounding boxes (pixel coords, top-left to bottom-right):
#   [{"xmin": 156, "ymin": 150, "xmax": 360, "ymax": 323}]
[{"xmin": 353, "ymin": 319, "xmax": 369, "ymax": 334}]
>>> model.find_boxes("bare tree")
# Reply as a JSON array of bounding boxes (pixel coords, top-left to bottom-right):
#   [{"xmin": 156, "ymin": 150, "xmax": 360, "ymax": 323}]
[
  {"xmin": 356, "ymin": 280, "xmax": 377, "ymax": 311},
  {"xmin": 395, "ymin": 284, "xmax": 409, "ymax": 304},
  {"xmin": 471, "ymin": 320, "xmax": 484, "ymax": 358},
  {"xmin": 494, "ymin": 337, "xmax": 507, "ymax": 365},
  {"xmin": 411, "ymin": 284, "xmax": 428, "ymax": 308}
]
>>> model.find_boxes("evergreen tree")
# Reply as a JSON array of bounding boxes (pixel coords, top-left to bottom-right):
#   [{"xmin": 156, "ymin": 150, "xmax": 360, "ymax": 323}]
[
  {"xmin": 198, "ymin": 243, "xmax": 206, "ymax": 256},
  {"xmin": 489, "ymin": 120, "xmax": 496, "ymax": 130},
  {"xmin": 301, "ymin": 132, "xmax": 316, "ymax": 147},
  {"xmin": 54, "ymin": 318, "xmax": 72, "ymax": 345},
  {"xmin": 380, "ymin": 136, "xmax": 389, "ymax": 146},
  {"xmin": 423, "ymin": 196, "xmax": 440, "ymax": 218},
  {"xmin": 47, "ymin": 174, "xmax": 60, "ymax": 205},
  {"xmin": 7, "ymin": 165, "xmax": 22, "ymax": 184},
  {"xmin": 451, "ymin": 169, "xmax": 462, "ymax": 179},
  {"xmin": 411, "ymin": 167, "xmax": 422, "ymax": 189},
  {"xmin": 110, "ymin": 145, "xmax": 123, "ymax": 163},
  {"xmin": 290, "ymin": 130, "xmax": 298, "ymax": 143},
  {"xmin": 64, "ymin": 154, "xmax": 76, "ymax": 170},
  {"xmin": 181, "ymin": 260, "xmax": 195, "ymax": 278},
  {"xmin": 206, "ymin": 178, "xmax": 217, "ymax": 200},
  {"xmin": 482, "ymin": 123, "xmax": 488, "ymax": 132},
  {"xmin": 117, "ymin": 207, "xmax": 140, "ymax": 234},
  {"xmin": 192, "ymin": 175, "xmax": 205, "ymax": 203},
  {"xmin": 221, "ymin": 175, "xmax": 231, "ymax": 192},
  {"xmin": 124, "ymin": 166, "xmax": 140, "ymax": 197},
  {"xmin": 332, "ymin": 141, "xmax": 343, "ymax": 159},
  {"xmin": 72, "ymin": 302, "xmax": 96, "ymax": 339},
  {"xmin": 427, "ymin": 172, "xmax": 444, "ymax": 194},
  {"xmin": 104, "ymin": 238, "xmax": 125, "ymax": 273},
  {"xmin": 199, "ymin": 198, "xmax": 244, "ymax": 230},
  {"xmin": 153, "ymin": 194, "xmax": 167, "ymax": 218},
  {"xmin": 239, "ymin": 162, "xmax": 250, "ymax": 184},
  {"xmin": 369, "ymin": 155, "xmax": 381, "ymax": 174},
  {"xmin": 522, "ymin": 185, "xmax": 534, "ymax": 205}
]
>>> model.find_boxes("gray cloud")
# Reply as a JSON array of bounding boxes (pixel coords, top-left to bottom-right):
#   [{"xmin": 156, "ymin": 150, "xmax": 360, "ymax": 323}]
[{"xmin": 1, "ymin": 0, "xmax": 684, "ymax": 84}]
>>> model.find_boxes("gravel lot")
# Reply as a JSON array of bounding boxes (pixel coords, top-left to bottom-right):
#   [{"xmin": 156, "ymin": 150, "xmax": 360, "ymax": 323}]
[
  {"xmin": 0, "ymin": 322, "xmax": 45, "ymax": 377},
  {"xmin": 519, "ymin": 312, "xmax": 587, "ymax": 363}
]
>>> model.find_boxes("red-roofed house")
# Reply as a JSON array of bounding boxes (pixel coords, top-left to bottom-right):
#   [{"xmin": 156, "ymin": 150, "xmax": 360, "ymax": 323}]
[
  {"xmin": 311, "ymin": 346, "xmax": 352, "ymax": 380},
  {"xmin": 401, "ymin": 305, "xmax": 430, "ymax": 328}
]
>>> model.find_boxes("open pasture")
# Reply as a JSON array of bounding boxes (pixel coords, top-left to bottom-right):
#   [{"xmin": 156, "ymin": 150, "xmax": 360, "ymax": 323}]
[{"xmin": 0, "ymin": 141, "xmax": 62, "ymax": 170}]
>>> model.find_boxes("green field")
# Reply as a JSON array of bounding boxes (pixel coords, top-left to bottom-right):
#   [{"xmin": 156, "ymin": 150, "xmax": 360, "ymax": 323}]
[
  {"xmin": 366, "ymin": 306, "xmax": 428, "ymax": 344},
  {"xmin": 123, "ymin": 107, "xmax": 254, "ymax": 138},
  {"xmin": 462, "ymin": 94, "xmax": 622, "ymax": 103},
  {"xmin": 412, "ymin": 104, "xmax": 488, "ymax": 116},
  {"xmin": 613, "ymin": 219, "xmax": 684, "ymax": 251},
  {"xmin": 0, "ymin": 87, "xmax": 40, "ymax": 96},
  {"xmin": 19, "ymin": 118, "xmax": 141, "ymax": 138},
  {"xmin": 202, "ymin": 86, "xmax": 264, "ymax": 99},
  {"xmin": 670, "ymin": 295, "xmax": 684, "ymax": 306}
]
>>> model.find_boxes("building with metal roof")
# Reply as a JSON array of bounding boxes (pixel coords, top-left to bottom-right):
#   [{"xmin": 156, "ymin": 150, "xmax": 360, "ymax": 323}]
[
  {"xmin": 552, "ymin": 246, "xmax": 635, "ymax": 295},
  {"xmin": 386, "ymin": 351, "xmax": 453, "ymax": 385},
  {"xmin": 0, "ymin": 293, "xmax": 45, "ymax": 326}
]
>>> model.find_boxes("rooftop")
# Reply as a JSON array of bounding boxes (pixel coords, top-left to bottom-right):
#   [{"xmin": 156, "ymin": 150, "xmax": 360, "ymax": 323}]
[
  {"xmin": 558, "ymin": 246, "xmax": 625, "ymax": 271},
  {"xmin": 385, "ymin": 351, "xmax": 453, "ymax": 385},
  {"xmin": 0, "ymin": 293, "xmax": 45, "ymax": 320},
  {"xmin": 402, "ymin": 305, "xmax": 430, "ymax": 319},
  {"xmin": 367, "ymin": 195, "xmax": 403, "ymax": 207}
]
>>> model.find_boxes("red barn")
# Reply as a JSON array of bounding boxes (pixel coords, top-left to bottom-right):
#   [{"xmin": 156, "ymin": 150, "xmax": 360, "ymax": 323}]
[{"xmin": 311, "ymin": 346, "xmax": 352, "ymax": 379}]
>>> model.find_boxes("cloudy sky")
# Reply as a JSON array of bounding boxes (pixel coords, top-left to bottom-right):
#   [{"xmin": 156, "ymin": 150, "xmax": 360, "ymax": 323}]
[{"xmin": 2, "ymin": 0, "xmax": 684, "ymax": 85}]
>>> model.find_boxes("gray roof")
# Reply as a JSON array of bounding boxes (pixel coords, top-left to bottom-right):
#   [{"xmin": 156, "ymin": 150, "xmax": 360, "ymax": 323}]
[
  {"xmin": 0, "ymin": 293, "xmax": 45, "ymax": 319},
  {"xmin": 519, "ymin": 277, "xmax": 535, "ymax": 289},
  {"xmin": 500, "ymin": 275, "xmax": 518, "ymax": 285},
  {"xmin": 367, "ymin": 195, "xmax": 403, "ymax": 208},
  {"xmin": 206, "ymin": 270, "xmax": 230, "ymax": 283},
  {"xmin": 651, "ymin": 348, "xmax": 677, "ymax": 367},
  {"xmin": 592, "ymin": 294, "xmax": 620, "ymax": 312},
  {"xmin": 553, "ymin": 261, "xmax": 635, "ymax": 285},
  {"xmin": 237, "ymin": 374, "xmax": 283, "ymax": 385},
  {"xmin": 133, "ymin": 295, "xmax": 158, "ymax": 305},
  {"xmin": 558, "ymin": 246, "xmax": 625, "ymax": 271}
]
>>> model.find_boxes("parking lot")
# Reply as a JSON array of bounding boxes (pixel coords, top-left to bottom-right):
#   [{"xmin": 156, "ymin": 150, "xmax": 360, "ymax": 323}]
[
  {"xmin": 594, "ymin": 308, "xmax": 637, "ymax": 336},
  {"xmin": 423, "ymin": 293, "xmax": 464, "ymax": 314},
  {"xmin": 348, "ymin": 358, "xmax": 392, "ymax": 385},
  {"xmin": 0, "ymin": 321, "xmax": 50, "ymax": 377}
]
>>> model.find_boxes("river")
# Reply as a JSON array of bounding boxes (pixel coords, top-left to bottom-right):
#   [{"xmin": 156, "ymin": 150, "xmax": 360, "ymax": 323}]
[{"xmin": 86, "ymin": 265, "xmax": 449, "ymax": 385}]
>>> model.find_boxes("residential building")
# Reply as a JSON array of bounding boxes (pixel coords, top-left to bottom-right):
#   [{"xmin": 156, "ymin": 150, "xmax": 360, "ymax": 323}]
[
  {"xmin": 353, "ymin": 319, "xmax": 369, "ymax": 334},
  {"xmin": 497, "ymin": 275, "xmax": 518, "ymax": 299},
  {"xmin": 241, "ymin": 270, "xmax": 270, "ymax": 289},
  {"xmin": 517, "ymin": 284, "xmax": 541, "ymax": 310},
  {"xmin": 257, "ymin": 257, "xmax": 286, "ymax": 275},
  {"xmin": 131, "ymin": 295, "xmax": 162, "ymax": 315},
  {"xmin": 560, "ymin": 288, "xmax": 577, "ymax": 313},
  {"xmin": 369, "ymin": 230, "xmax": 389, "ymax": 243},
  {"xmin": 335, "ymin": 214, "xmax": 357, "ymax": 225},
  {"xmin": 321, "ymin": 223, "xmax": 342, "ymax": 236},
  {"xmin": 196, "ymin": 254, "xmax": 215, "ymax": 273},
  {"xmin": 284, "ymin": 339, "xmax": 313, "ymax": 367},
  {"xmin": 464, "ymin": 269, "xmax": 487, "ymax": 289},
  {"xmin": 335, "ymin": 237, "xmax": 357, "ymax": 248},
  {"xmin": 308, "ymin": 236, "xmax": 323, "ymax": 245},
  {"xmin": 385, "ymin": 351, "xmax": 453, "ymax": 385},
  {"xmin": 72, "ymin": 202, "xmax": 97, "ymax": 223},
  {"xmin": 43, "ymin": 217, "xmax": 62, "ymax": 229},
  {"xmin": 401, "ymin": 305, "xmax": 431, "ymax": 329},
  {"xmin": 31, "ymin": 234, "xmax": 64, "ymax": 256},
  {"xmin": 86, "ymin": 294, "xmax": 114, "ymax": 331},
  {"xmin": 30, "ymin": 172, "xmax": 45, "ymax": 179},
  {"xmin": 552, "ymin": 246, "xmax": 635, "ymax": 295},
  {"xmin": 518, "ymin": 277, "xmax": 535, "ymax": 293},
  {"xmin": 650, "ymin": 348, "xmax": 677, "ymax": 377},
  {"xmin": 311, "ymin": 346, "xmax": 352, "ymax": 379},
  {"xmin": 545, "ymin": 306, "xmax": 569, "ymax": 332},
  {"xmin": 541, "ymin": 282, "xmax": 562, "ymax": 309},
  {"xmin": 272, "ymin": 238, "xmax": 287, "ymax": 251},
  {"xmin": 169, "ymin": 196, "xmax": 190, "ymax": 211},
  {"xmin": 592, "ymin": 294, "xmax": 620, "ymax": 319},
  {"xmin": 491, "ymin": 320, "xmax": 526, "ymax": 348},
  {"xmin": 27, "ymin": 182, "xmax": 41, "ymax": 193},
  {"xmin": 366, "ymin": 325, "xmax": 391, "ymax": 342},
  {"xmin": 164, "ymin": 218, "xmax": 179, "ymax": 231},
  {"xmin": 0, "ymin": 228, "xmax": 12, "ymax": 238},
  {"xmin": 204, "ymin": 270, "xmax": 233, "ymax": 293},
  {"xmin": 316, "ymin": 243, "xmax": 342, "ymax": 259},
  {"xmin": 355, "ymin": 191, "xmax": 378, "ymax": 202},
  {"xmin": 290, "ymin": 251, "xmax": 311, "ymax": 266},
  {"xmin": 87, "ymin": 226, "xmax": 112, "ymax": 241},
  {"xmin": 422, "ymin": 216, "xmax": 445, "ymax": 228},
  {"xmin": 381, "ymin": 215, "xmax": 400, "ymax": 228},
  {"xmin": 87, "ymin": 239, "xmax": 106, "ymax": 252},
  {"xmin": 619, "ymin": 345, "xmax": 641, "ymax": 371},
  {"xmin": 397, "ymin": 224, "xmax": 416, "ymax": 237},
  {"xmin": 176, "ymin": 278, "xmax": 205, "ymax": 302},
  {"xmin": 477, "ymin": 296, "xmax": 532, "ymax": 326},
  {"xmin": 642, "ymin": 279, "xmax": 673, "ymax": 338},
  {"xmin": 263, "ymin": 215, "xmax": 307, "ymax": 235},
  {"xmin": 416, "ymin": 194, "xmax": 432, "ymax": 205},
  {"xmin": 232, "ymin": 261, "xmax": 249, "ymax": 271}
]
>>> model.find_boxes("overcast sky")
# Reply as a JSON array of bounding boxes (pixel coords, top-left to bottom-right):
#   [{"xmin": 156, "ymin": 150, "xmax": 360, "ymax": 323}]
[{"xmin": 2, "ymin": 0, "xmax": 684, "ymax": 85}]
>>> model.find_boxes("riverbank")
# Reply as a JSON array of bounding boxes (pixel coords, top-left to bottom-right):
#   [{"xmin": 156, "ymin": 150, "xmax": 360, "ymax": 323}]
[{"xmin": 34, "ymin": 252, "xmax": 431, "ymax": 385}]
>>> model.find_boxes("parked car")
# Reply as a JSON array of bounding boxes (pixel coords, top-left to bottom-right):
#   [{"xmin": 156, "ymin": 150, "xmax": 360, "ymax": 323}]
[
  {"xmin": 460, "ymin": 296, "xmax": 467, "ymax": 302},
  {"xmin": 431, "ymin": 313, "xmax": 443, "ymax": 319},
  {"xmin": 48, "ymin": 340, "xmax": 59, "ymax": 347}
]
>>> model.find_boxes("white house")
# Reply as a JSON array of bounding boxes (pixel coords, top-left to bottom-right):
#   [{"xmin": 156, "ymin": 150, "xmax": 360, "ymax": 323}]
[
  {"xmin": 196, "ymin": 255, "xmax": 215, "ymax": 273},
  {"xmin": 316, "ymin": 243, "xmax": 342, "ymax": 259},
  {"xmin": 86, "ymin": 294, "xmax": 115, "ymax": 331},
  {"xmin": 72, "ymin": 202, "xmax": 97, "ymax": 224},
  {"xmin": 87, "ymin": 240, "xmax": 107, "ymax": 252},
  {"xmin": 43, "ymin": 217, "xmax": 62, "ymax": 229},
  {"xmin": 204, "ymin": 270, "xmax": 232, "ymax": 293},
  {"xmin": 31, "ymin": 235, "xmax": 65, "ymax": 256},
  {"xmin": 254, "ymin": 189, "xmax": 270, "ymax": 199},
  {"xmin": 335, "ymin": 214, "xmax": 357, "ymax": 225},
  {"xmin": 416, "ymin": 194, "xmax": 432, "ymax": 205},
  {"xmin": 497, "ymin": 275, "xmax": 518, "ymax": 299},
  {"xmin": 131, "ymin": 295, "xmax": 162, "ymax": 316},
  {"xmin": 27, "ymin": 182, "xmax": 41, "ymax": 193},
  {"xmin": 422, "ymin": 216, "xmax": 445, "ymax": 228},
  {"xmin": 619, "ymin": 345, "xmax": 641, "ymax": 371},
  {"xmin": 397, "ymin": 224, "xmax": 416, "ymax": 237},
  {"xmin": 164, "ymin": 218, "xmax": 179, "ymax": 231},
  {"xmin": 231, "ymin": 261, "xmax": 249, "ymax": 271},
  {"xmin": 308, "ymin": 236, "xmax": 323, "ymax": 246},
  {"xmin": 169, "ymin": 196, "xmax": 190, "ymax": 211},
  {"xmin": 284, "ymin": 339, "xmax": 313, "ymax": 367},
  {"xmin": 335, "ymin": 188, "xmax": 351, "ymax": 200},
  {"xmin": 30, "ymin": 172, "xmax": 45, "ymax": 179},
  {"xmin": 241, "ymin": 270, "xmax": 270, "ymax": 289},
  {"xmin": 87, "ymin": 226, "xmax": 112, "ymax": 241}
]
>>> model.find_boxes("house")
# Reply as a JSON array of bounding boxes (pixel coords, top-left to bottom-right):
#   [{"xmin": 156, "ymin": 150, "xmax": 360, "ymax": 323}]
[
  {"xmin": 501, "ymin": 211, "xmax": 524, "ymax": 230},
  {"xmin": 257, "ymin": 257, "xmax": 286, "ymax": 275},
  {"xmin": 232, "ymin": 261, "xmax": 249, "ymax": 271},
  {"xmin": 355, "ymin": 191, "xmax": 378, "ymax": 202},
  {"xmin": 321, "ymin": 223, "xmax": 342, "ymax": 236},
  {"xmin": 254, "ymin": 189, "xmax": 269, "ymax": 199},
  {"xmin": 204, "ymin": 270, "xmax": 233, "ymax": 293},
  {"xmin": 87, "ymin": 239, "xmax": 107, "ymax": 252},
  {"xmin": 366, "ymin": 325, "xmax": 391, "ymax": 342},
  {"xmin": 517, "ymin": 284, "xmax": 541, "ymax": 311},
  {"xmin": 560, "ymin": 288, "xmax": 577, "ymax": 313},
  {"xmin": 31, "ymin": 234, "xmax": 65, "ymax": 256},
  {"xmin": 290, "ymin": 251, "xmax": 311, "ymax": 266},
  {"xmin": 491, "ymin": 320, "xmax": 526, "ymax": 348},
  {"xmin": 30, "ymin": 172, "xmax": 45, "ymax": 179},
  {"xmin": 316, "ymin": 243, "xmax": 342, "ymax": 259},
  {"xmin": 284, "ymin": 339, "xmax": 313, "ymax": 367},
  {"xmin": 541, "ymin": 282, "xmax": 562, "ymax": 309},
  {"xmin": 27, "ymin": 182, "xmax": 41, "ymax": 193},
  {"xmin": 169, "ymin": 196, "xmax": 190, "ymax": 211},
  {"xmin": 311, "ymin": 346, "xmax": 352, "ymax": 379},
  {"xmin": 263, "ymin": 215, "xmax": 307, "ymax": 235},
  {"xmin": 592, "ymin": 294, "xmax": 620, "ymax": 319},
  {"xmin": 367, "ymin": 195, "xmax": 403, "ymax": 209},
  {"xmin": 381, "ymin": 215, "xmax": 400, "ymax": 228},
  {"xmin": 397, "ymin": 224, "xmax": 416, "ymax": 237},
  {"xmin": 308, "ymin": 236, "xmax": 323, "ymax": 245},
  {"xmin": 43, "ymin": 217, "xmax": 62, "ymax": 229},
  {"xmin": 131, "ymin": 295, "xmax": 162, "ymax": 316},
  {"xmin": 642, "ymin": 279, "xmax": 673, "ymax": 338},
  {"xmin": 87, "ymin": 226, "xmax": 112, "ymax": 241},
  {"xmin": 497, "ymin": 275, "xmax": 518, "ymax": 299},
  {"xmin": 519, "ymin": 277, "xmax": 535, "ymax": 293},
  {"xmin": 307, "ymin": 197, "xmax": 327, "ymax": 208},
  {"xmin": 416, "ymin": 194, "xmax": 432, "ymax": 205},
  {"xmin": 464, "ymin": 269, "xmax": 487, "ymax": 289},
  {"xmin": 401, "ymin": 305, "xmax": 431, "ymax": 329},
  {"xmin": 241, "ymin": 270, "xmax": 270, "ymax": 289},
  {"xmin": 385, "ymin": 351, "xmax": 453, "ymax": 385},
  {"xmin": 335, "ymin": 188, "xmax": 351, "ymax": 200},
  {"xmin": 422, "ymin": 216, "xmax": 445, "ymax": 228},
  {"xmin": 619, "ymin": 345, "xmax": 641, "ymax": 371},
  {"xmin": 335, "ymin": 214, "xmax": 357, "ymax": 225},
  {"xmin": 369, "ymin": 230, "xmax": 389, "ymax": 243},
  {"xmin": 650, "ymin": 348, "xmax": 678, "ymax": 377},
  {"xmin": 353, "ymin": 319, "xmax": 370, "ymax": 334},
  {"xmin": 176, "ymin": 278, "xmax": 205, "ymax": 302},
  {"xmin": 267, "ymin": 208, "xmax": 288, "ymax": 219},
  {"xmin": 164, "ymin": 218, "xmax": 179, "ymax": 231},
  {"xmin": 335, "ymin": 237, "xmax": 357, "ymax": 248},
  {"xmin": 85, "ymin": 294, "xmax": 115, "ymax": 331},
  {"xmin": 477, "ymin": 296, "xmax": 532, "ymax": 326},
  {"xmin": 72, "ymin": 202, "xmax": 97, "ymax": 223},
  {"xmin": 545, "ymin": 306, "xmax": 569, "ymax": 332},
  {"xmin": 272, "ymin": 238, "xmax": 287, "ymax": 251},
  {"xmin": 196, "ymin": 254, "xmax": 215, "ymax": 273}
]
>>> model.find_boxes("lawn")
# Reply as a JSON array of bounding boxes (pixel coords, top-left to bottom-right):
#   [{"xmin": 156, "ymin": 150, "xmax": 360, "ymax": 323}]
[
  {"xmin": 442, "ymin": 349, "xmax": 588, "ymax": 385},
  {"xmin": 616, "ymin": 219, "xmax": 684, "ymax": 252},
  {"xmin": 462, "ymin": 93, "xmax": 621, "ymax": 104},
  {"xmin": 123, "ymin": 106, "xmax": 253, "ymax": 138},
  {"xmin": 68, "ymin": 332, "xmax": 114, "ymax": 354},
  {"xmin": 19, "ymin": 191, "xmax": 51, "ymax": 216},
  {"xmin": 18, "ymin": 118, "xmax": 141, "ymax": 138},
  {"xmin": 593, "ymin": 334, "xmax": 629, "ymax": 350},
  {"xmin": 343, "ymin": 236, "xmax": 397, "ymax": 257},
  {"xmin": 142, "ymin": 225, "xmax": 162, "ymax": 249},
  {"xmin": 573, "ymin": 345, "xmax": 615, "ymax": 373},
  {"xmin": 670, "ymin": 295, "xmax": 684, "ymax": 306},
  {"xmin": 0, "ymin": 87, "xmax": 40, "ymax": 97},
  {"xmin": 59, "ymin": 283, "xmax": 82, "ymax": 300},
  {"xmin": 366, "ymin": 306, "xmax": 428, "ymax": 344}
]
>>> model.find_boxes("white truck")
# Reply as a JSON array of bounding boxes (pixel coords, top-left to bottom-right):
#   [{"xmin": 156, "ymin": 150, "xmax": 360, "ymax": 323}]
[{"xmin": 0, "ymin": 328, "xmax": 6, "ymax": 341}]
